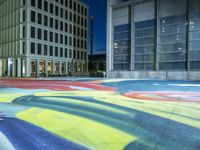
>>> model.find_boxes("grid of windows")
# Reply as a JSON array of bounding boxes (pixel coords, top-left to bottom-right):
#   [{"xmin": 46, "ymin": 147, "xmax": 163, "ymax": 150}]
[
  {"xmin": 135, "ymin": 19, "xmax": 155, "ymax": 70},
  {"xmin": 113, "ymin": 24, "xmax": 130, "ymax": 71},
  {"xmin": 29, "ymin": 0, "xmax": 88, "ymax": 60},
  {"xmin": 189, "ymin": 0, "xmax": 200, "ymax": 70},
  {"xmin": 159, "ymin": 1, "xmax": 186, "ymax": 70}
]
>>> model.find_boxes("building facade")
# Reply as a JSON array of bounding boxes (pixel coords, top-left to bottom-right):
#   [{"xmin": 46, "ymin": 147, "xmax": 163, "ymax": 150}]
[
  {"xmin": 0, "ymin": 0, "xmax": 88, "ymax": 77},
  {"xmin": 107, "ymin": 0, "xmax": 200, "ymax": 80}
]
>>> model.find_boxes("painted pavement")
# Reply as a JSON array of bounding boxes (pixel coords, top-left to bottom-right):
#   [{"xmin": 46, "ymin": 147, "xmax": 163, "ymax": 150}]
[{"xmin": 0, "ymin": 78, "xmax": 200, "ymax": 150}]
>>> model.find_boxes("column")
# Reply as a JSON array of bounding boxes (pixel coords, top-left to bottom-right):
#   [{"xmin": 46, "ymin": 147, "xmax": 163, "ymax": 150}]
[
  {"xmin": 36, "ymin": 59, "xmax": 40, "ymax": 77},
  {"xmin": 25, "ymin": 57, "xmax": 30, "ymax": 77},
  {"xmin": 45, "ymin": 60, "xmax": 48, "ymax": 77},
  {"xmin": 59, "ymin": 61, "xmax": 62, "ymax": 75},
  {"xmin": 12, "ymin": 58, "xmax": 16, "ymax": 77},
  {"xmin": 52, "ymin": 60, "xmax": 55, "ymax": 75},
  {"xmin": 131, "ymin": 3, "xmax": 135, "ymax": 71},
  {"xmin": 17, "ymin": 57, "xmax": 21, "ymax": 77}
]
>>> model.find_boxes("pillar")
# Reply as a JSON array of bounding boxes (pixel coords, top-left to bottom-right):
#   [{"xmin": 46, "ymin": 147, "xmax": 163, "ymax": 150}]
[
  {"xmin": 45, "ymin": 60, "xmax": 48, "ymax": 77},
  {"xmin": 25, "ymin": 57, "xmax": 30, "ymax": 77},
  {"xmin": 36, "ymin": 59, "xmax": 40, "ymax": 77},
  {"xmin": 52, "ymin": 60, "xmax": 55, "ymax": 75},
  {"xmin": 17, "ymin": 57, "xmax": 21, "ymax": 77},
  {"xmin": 59, "ymin": 61, "xmax": 62, "ymax": 75}
]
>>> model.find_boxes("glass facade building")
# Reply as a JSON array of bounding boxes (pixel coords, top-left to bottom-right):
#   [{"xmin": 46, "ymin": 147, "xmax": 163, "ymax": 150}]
[{"xmin": 107, "ymin": 0, "xmax": 200, "ymax": 79}]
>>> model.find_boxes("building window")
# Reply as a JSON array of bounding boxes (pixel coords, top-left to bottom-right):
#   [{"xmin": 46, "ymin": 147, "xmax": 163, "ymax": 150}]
[
  {"xmin": 60, "ymin": 21, "xmax": 63, "ymax": 31},
  {"xmin": 189, "ymin": 0, "xmax": 200, "ymax": 70},
  {"xmin": 74, "ymin": 2, "xmax": 76, "ymax": 11},
  {"xmin": 31, "ymin": 42, "xmax": 35, "ymax": 54},
  {"xmin": 81, "ymin": 51, "xmax": 83, "ymax": 60},
  {"xmin": 69, "ymin": 37, "xmax": 72, "ymax": 46},
  {"xmin": 55, "ymin": 47, "xmax": 58, "ymax": 57},
  {"xmin": 44, "ymin": 45, "xmax": 48, "ymax": 55},
  {"xmin": 50, "ymin": 46, "xmax": 53, "ymax": 56},
  {"xmin": 69, "ymin": 49, "xmax": 72, "ymax": 58},
  {"xmin": 78, "ymin": 4, "xmax": 80, "ymax": 13},
  {"xmin": 60, "ymin": 8, "xmax": 63, "ymax": 18},
  {"xmin": 60, "ymin": 34, "xmax": 63, "ymax": 44},
  {"xmin": 65, "ymin": 23, "xmax": 68, "ymax": 32},
  {"xmin": 73, "ymin": 38, "xmax": 76, "ymax": 47},
  {"xmin": 23, "ymin": 42, "xmax": 26, "ymax": 54},
  {"xmin": 65, "ymin": 36, "xmax": 68, "ymax": 45},
  {"xmin": 55, "ymin": 33, "xmax": 58, "ymax": 43},
  {"xmin": 38, "ymin": 44, "xmax": 42, "ymax": 55},
  {"xmin": 31, "ymin": 26, "xmax": 35, "ymax": 38},
  {"xmin": 70, "ymin": 0, "xmax": 72, "ymax": 9},
  {"xmin": 38, "ymin": 0, "xmax": 42, "ymax": 9},
  {"xmin": 50, "ymin": 17, "xmax": 53, "ymax": 28},
  {"xmin": 44, "ymin": 1, "xmax": 48, "ymax": 12},
  {"xmin": 31, "ymin": 11, "xmax": 35, "ymax": 22},
  {"xmin": 31, "ymin": 0, "xmax": 35, "ymax": 6},
  {"xmin": 73, "ymin": 50, "xmax": 76, "ymax": 59},
  {"xmin": 65, "ymin": 0, "xmax": 68, "ymax": 7},
  {"xmin": 70, "ymin": 12, "xmax": 72, "ymax": 21},
  {"xmin": 77, "ymin": 51, "xmax": 80, "ymax": 59},
  {"xmin": 60, "ymin": 48, "xmax": 63, "ymax": 57},
  {"xmin": 65, "ymin": 10, "xmax": 68, "ymax": 20},
  {"xmin": 55, "ymin": 6, "xmax": 59, "ymax": 16},
  {"xmin": 44, "ymin": 30, "xmax": 48, "ymax": 41},
  {"xmin": 69, "ymin": 24, "xmax": 72, "ymax": 33},
  {"xmin": 50, "ymin": 31, "xmax": 53, "ymax": 42},
  {"xmin": 23, "ymin": 26, "xmax": 26, "ymax": 38},
  {"xmin": 113, "ymin": 24, "xmax": 130, "ymax": 71},
  {"xmin": 74, "ymin": 14, "xmax": 76, "ymax": 23},
  {"xmin": 159, "ymin": 0, "xmax": 186, "ymax": 70},
  {"xmin": 44, "ymin": 15, "xmax": 48, "ymax": 26},
  {"xmin": 85, "ymin": 7, "xmax": 87, "ymax": 16},
  {"xmin": 85, "ymin": 18, "xmax": 87, "ymax": 27},
  {"xmin": 55, "ymin": 19, "xmax": 59, "ymax": 29},
  {"xmin": 60, "ymin": 0, "xmax": 64, "ymax": 5},
  {"xmin": 38, "ymin": 13, "xmax": 42, "ymax": 24},
  {"xmin": 65, "ymin": 48, "xmax": 68, "ymax": 58},
  {"xmin": 78, "ymin": 16, "xmax": 80, "ymax": 25},
  {"xmin": 23, "ymin": 10, "xmax": 26, "ymax": 22},
  {"xmin": 50, "ymin": 3, "xmax": 54, "ymax": 14},
  {"xmin": 37, "ymin": 28, "xmax": 42, "ymax": 40}
]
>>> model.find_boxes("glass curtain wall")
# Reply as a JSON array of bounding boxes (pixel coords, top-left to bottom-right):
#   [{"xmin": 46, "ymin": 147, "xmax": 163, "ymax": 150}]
[
  {"xmin": 189, "ymin": 0, "xmax": 200, "ymax": 70},
  {"xmin": 113, "ymin": 24, "xmax": 130, "ymax": 70},
  {"xmin": 112, "ymin": 7, "xmax": 131, "ymax": 71},
  {"xmin": 158, "ymin": 0, "xmax": 187, "ymax": 70},
  {"xmin": 134, "ymin": 0, "xmax": 155, "ymax": 70}
]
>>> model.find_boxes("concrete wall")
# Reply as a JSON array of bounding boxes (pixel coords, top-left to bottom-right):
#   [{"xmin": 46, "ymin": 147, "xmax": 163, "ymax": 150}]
[{"xmin": 108, "ymin": 71, "xmax": 200, "ymax": 81}]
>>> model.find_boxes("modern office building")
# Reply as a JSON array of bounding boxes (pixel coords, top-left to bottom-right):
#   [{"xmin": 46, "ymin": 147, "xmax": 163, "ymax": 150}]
[
  {"xmin": 107, "ymin": 0, "xmax": 200, "ymax": 80},
  {"xmin": 0, "ymin": 0, "xmax": 88, "ymax": 77}
]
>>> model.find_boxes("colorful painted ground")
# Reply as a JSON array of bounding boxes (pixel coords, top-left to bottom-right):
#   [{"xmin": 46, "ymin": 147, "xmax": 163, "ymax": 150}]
[{"xmin": 0, "ymin": 78, "xmax": 200, "ymax": 150}]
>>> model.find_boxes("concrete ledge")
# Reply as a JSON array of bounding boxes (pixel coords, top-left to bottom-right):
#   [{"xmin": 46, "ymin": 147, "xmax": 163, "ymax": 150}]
[{"xmin": 108, "ymin": 71, "xmax": 200, "ymax": 81}]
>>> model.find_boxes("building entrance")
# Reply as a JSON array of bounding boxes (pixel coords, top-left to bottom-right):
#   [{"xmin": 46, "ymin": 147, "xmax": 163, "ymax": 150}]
[{"xmin": 31, "ymin": 60, "xmax": 37, "ymax": 77}]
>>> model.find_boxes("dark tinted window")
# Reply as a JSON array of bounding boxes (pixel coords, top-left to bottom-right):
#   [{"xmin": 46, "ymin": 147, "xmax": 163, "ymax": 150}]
[
  {"xmin": 37, "ymin": 28, "xmax": 42, "ymax": 40},
  {"xmin": 50, "ymin": 3, "xmax": 54, "ymax": 14},
  {"xmin": 31, "ymin": 26, "xmax": 35, "ymax": 38},
  {"xmin": 38, "ymin": 13, "xmax": 42, "ymax": 24},
  {"xmin": 44, "ymin": 15, "xmax": 48, "ymax": 26},
  {"xmin": 31, "ymin": 42, "xmax": 35, "ymax": 54},
  {"xmin": 38, "ymin": 0, "xmax": 42, "ymax": 9},
  {"xmin": 38, "ymin": 44, "xmax": 42, "ymax": 55},
  {"xmin": 44, "ymin": 1, "xmax": 48, "ymax": 12},
  {"xmin": 31, "ymin": 11, "xmax": 35, "ymax": 22},
  {"xmin": 44, "ymin": 30, "xmax": 48, "ymax": 41}
]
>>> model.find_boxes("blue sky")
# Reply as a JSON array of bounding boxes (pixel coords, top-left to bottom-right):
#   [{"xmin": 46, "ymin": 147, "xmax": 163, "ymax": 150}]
[{"xmin": 81, "ymin": 0, "xmax": 107, "ymax": 53}]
